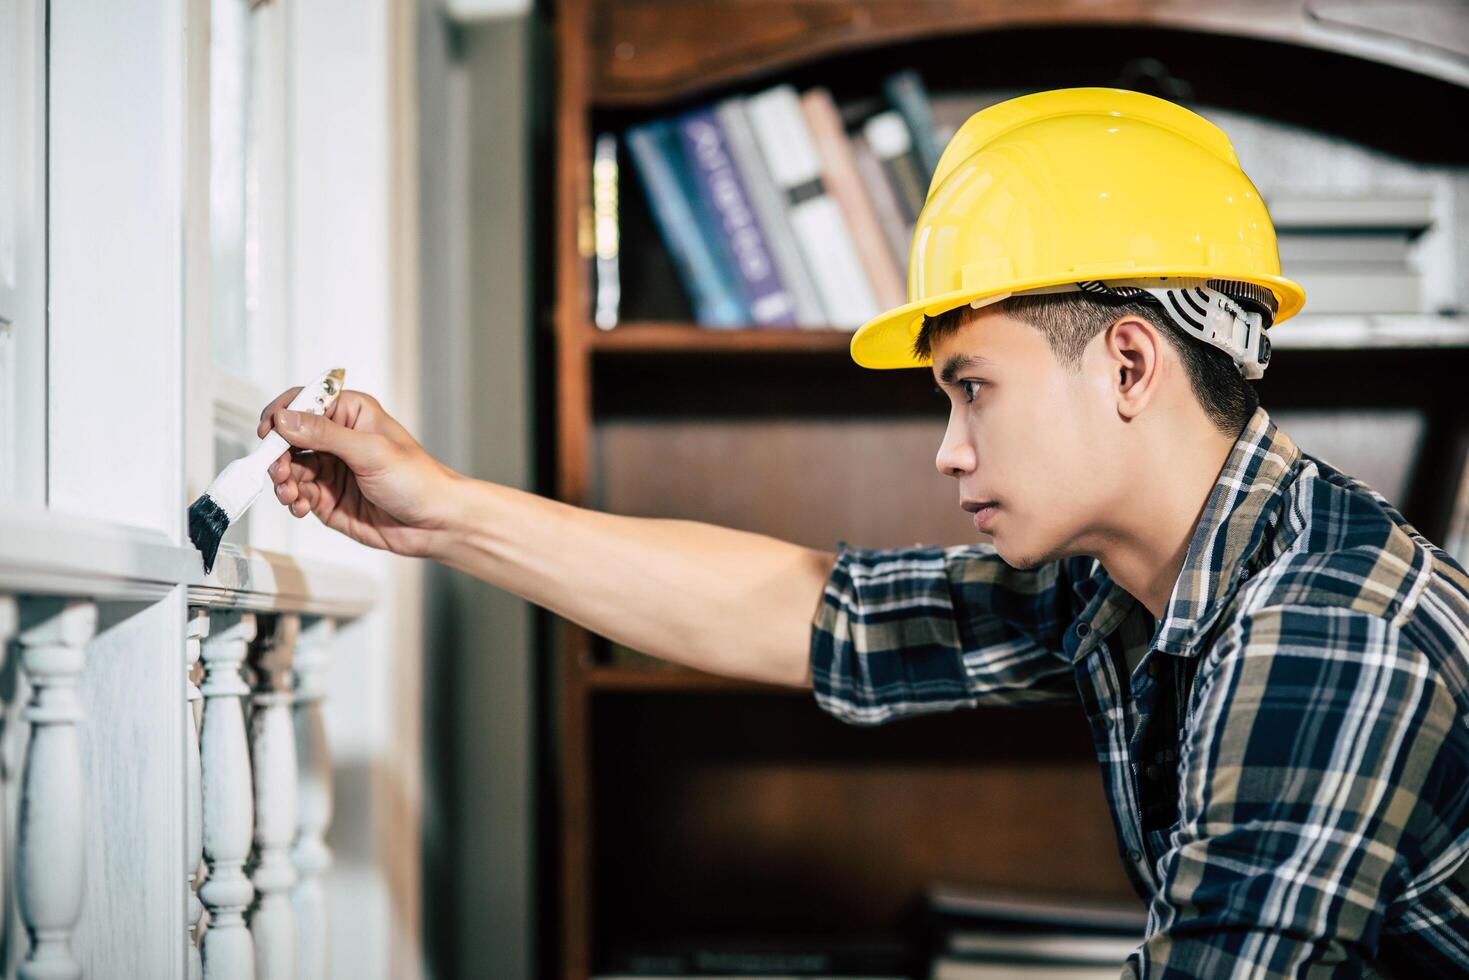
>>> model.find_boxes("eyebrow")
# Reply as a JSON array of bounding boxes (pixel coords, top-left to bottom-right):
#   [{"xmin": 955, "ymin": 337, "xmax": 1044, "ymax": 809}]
[{"xmin": 935, "ymin": 353, "xmax": 993, "ymax": 385}]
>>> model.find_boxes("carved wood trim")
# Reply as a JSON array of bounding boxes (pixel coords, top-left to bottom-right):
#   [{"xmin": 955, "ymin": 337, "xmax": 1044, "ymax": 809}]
[{"xmin": 590, "ymin": 0, "xmax": 1469, "ymax": 104}]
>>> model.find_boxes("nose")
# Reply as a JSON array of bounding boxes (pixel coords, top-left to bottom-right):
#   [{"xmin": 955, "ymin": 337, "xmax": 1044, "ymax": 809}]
[{"xmin": 935, "ymin": 410, "xmax": 976, "ymax": 478}]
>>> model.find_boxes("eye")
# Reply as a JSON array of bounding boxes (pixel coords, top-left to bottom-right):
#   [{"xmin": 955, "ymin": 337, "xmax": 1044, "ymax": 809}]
[{"xmin": 959, "ymin": 380, "xmax": 984, "ymax": 403}]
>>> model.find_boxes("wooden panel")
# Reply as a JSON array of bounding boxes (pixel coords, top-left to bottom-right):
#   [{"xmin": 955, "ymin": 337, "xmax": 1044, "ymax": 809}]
[
  {"xmin": 592, "ymin": 694, "xmax": 1136, "ymax": 954},
  {"xmin": 594, "ymin": 418, "xmax": 976, "ymax": 551}
]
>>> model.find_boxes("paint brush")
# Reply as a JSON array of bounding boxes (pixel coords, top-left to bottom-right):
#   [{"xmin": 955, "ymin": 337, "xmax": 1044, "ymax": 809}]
[{"xmin": 188, "ymin": 367, "xmax": 346, "ymax": 573}]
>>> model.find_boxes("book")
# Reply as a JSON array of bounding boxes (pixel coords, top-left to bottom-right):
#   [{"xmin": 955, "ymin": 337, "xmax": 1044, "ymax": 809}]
[
  {"xmin": 1287, "ymin": 264, "xmax": 1422, "ymax": 314},
  {"xmin": 882, "ymin": 69, "xmax": 944, "ymax": 179},
  {"xmin": 592, "ymin": 132, "xmax": 622, "ymax": 329},
  {"xmin": 1276, "ymin": 231, "xmax": 1414, "ymax": 266},
  {"xmin": 625, "ymin": 119, "xmax": 747, "ymax": 328},
  {"xmin": 863, "ymin": 111, "xmax": 928, "ymax": 223},
  {"xmin": 926, "ymin": 883, "xmax": 1146, "ymax": 935},
  {"xmin": 1265, "ymin": 192, "xmax": 1435, "ymax": 231},
  {"xmin": 850, "ymin": 128, "xmax": 914, "ymax": 276},
  {"xmin": 924, "ymin": 884, "xmax": 1143, "ymax": 980},
  {"xmin": 596, "ymin": 934, "xmax": 916, "ymax": 978},
  {"xmin": 715, "ymin": 96, "xmax": 828, "ymax": 327},
  {"xmin": 745, "ymin": 84, "xmax": 880, "ymax": 328},
  {"xmin": 676, "ymin": 107, "xmax": 799, "ymax": 328},
  {"xmin": 930, "ymin": 960, "xmax": 1125, "ymax": 980},
  {"xmin": 946, "ymin": 931, "xmax": 1137, "ymax": 964},
  {"xmin": 799, "ymin": 87, "xmax": 906, "ymax": 311}
]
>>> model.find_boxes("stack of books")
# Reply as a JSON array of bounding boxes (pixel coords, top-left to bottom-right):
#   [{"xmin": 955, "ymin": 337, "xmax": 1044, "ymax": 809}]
[
  {"xmin": 924, "ymin": 882, "xmax": 1146, "ymax": 980},
  {"xmin": 1270, "ymin": 192, "xmax": 1434, "ymax": 315},
  {"xmin": 594, "ymin": 69, "xmax": 947, "ymax": 331}
]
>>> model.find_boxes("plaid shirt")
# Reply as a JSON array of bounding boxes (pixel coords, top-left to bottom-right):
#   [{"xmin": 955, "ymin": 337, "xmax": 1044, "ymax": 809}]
[{"xmin": 809, "ymin": 406, "xmax": 1469, "ymax": 978}]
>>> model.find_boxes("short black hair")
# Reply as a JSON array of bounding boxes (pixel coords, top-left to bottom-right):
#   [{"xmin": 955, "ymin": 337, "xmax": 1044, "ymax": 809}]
[{"xmin": 913, "ymin": 291, "xmax": 1259, "ymax": 435}]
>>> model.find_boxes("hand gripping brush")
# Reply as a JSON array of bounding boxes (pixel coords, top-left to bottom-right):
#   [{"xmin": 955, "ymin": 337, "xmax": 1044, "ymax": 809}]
[{"xmin": 187, "ymin": 367, "xmax": 345, "ymax": 573}]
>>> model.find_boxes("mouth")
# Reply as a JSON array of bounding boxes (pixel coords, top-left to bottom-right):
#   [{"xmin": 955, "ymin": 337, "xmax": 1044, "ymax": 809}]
[{"xmin": 962, "ymin": 499, "xmax": 999, "ymax": 532}]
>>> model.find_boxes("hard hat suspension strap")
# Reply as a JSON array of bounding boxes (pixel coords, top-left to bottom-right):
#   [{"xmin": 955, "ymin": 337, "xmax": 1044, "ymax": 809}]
[{"xmin": 1070, "ymin": 278, "xmax": 1274, "ymax": 380}]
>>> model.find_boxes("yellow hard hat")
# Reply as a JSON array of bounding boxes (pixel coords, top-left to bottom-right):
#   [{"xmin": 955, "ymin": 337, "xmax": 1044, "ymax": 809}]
[{"xmin": 849, "ymin": 87, "xmax": 1307, "ymax": 370}]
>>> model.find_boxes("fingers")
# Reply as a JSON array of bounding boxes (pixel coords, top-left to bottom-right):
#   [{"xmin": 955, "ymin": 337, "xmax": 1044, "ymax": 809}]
[
  {"xmin": 273, "ymin": 473, "xmax": 322, "ymax": 518},
  {"xmin": 291, "ymin": 479, "xmax": 322, "ymax": 518},
  {"xmin": 256, "ymin": 386, "xmax": 379, "ymax": 437},
  {"xmin": 268, "ymin": 450, "xmax": 322, "ymax": 485},
  {"xmin": 258, "ymin": 387, "xmax": 305, "ymax": 438},
  {"xmin": 269, "ymin": 404, "xmax": 388, "ymax": 472}
]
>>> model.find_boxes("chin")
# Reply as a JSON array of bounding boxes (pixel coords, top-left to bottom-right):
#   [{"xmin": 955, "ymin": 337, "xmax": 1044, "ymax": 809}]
[{"xmin": 991, "ymin": 531, "xmax": 1064, "ymax": 571}]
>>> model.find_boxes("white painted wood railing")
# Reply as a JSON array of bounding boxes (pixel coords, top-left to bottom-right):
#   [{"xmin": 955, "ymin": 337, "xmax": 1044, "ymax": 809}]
[{"xmin": 0, "ymin": 505, "xmax": 376, "ymax": 979}]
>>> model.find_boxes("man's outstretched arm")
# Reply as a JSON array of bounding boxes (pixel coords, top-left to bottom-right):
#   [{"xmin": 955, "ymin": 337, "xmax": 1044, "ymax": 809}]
[
  {"xmin": 430, "ymin": 475, "xmax": 835, "ymax": 689},
  {"xmin": 255, "ymin": 386, "xmax": 833, "ymax": 688}
]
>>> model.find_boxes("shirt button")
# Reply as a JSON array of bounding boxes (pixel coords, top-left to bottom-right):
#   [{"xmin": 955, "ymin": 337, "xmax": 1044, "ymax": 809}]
[
  {"xmin": 1101, "ymin": 715, "xmax": 1114, "ymax": 730},
  {"xmin": 1146, "ymin": 659, "xmax": 1161, "ymax": 678},
  {"xmin": 1145, "ymin": 764, "xmax": 1160, "ymax": 780},
  {"xmin": 1128, "ymin": 849, "xmax": 1143, "ymax": 863},
  {"xmin": 1075, "ymin": 623, "xmax": 1091, "ymax": 638}
]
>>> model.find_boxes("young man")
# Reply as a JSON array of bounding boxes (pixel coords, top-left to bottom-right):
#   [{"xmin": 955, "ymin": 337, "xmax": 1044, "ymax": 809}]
[{"xmin": 258, "ymin": 89, "xmax": 1469, "ymax": 976}]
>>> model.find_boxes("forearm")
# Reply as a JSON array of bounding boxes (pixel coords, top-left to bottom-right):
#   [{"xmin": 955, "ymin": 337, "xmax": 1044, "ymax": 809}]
[{"xmin": 428, "ymin": 473, "xmax": 834, "ymax": 687}]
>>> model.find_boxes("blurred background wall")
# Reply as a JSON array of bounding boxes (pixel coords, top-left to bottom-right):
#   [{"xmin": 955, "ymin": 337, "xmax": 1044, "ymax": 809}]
[{"xmin": 416, "ymin": 4, "xmax": 545, "ymax": 979}]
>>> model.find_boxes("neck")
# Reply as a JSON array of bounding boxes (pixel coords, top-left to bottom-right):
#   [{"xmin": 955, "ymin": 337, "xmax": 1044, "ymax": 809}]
[{"xmin": 1092, "ymin": 414, "xmax": 1239, "ymax": 621}]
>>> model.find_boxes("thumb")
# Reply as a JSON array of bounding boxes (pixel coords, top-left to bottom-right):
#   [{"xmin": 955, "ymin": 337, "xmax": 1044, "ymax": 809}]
[{"xmin": 274, "ymin": 409, "xmax": 383, "ymax": 470}]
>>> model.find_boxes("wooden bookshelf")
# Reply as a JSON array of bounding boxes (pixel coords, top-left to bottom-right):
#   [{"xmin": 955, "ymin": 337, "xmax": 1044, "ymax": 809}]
[{"xmin": 548, "ymin": 3, "xmax": 1469, "ymax": 978}]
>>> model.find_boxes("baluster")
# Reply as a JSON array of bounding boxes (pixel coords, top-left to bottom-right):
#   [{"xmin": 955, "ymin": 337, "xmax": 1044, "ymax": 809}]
[
  {"xmin": 248, "ymin": 614, "xmax": 298, "ymax": 980},
  {"xmin": 291, "ymin": 616, "xmax": 335, "ymax": 980},
  {"xmin": 15, "ymin": 597, "xmax": 95, "ymax": 980},
  {"xmin": 185, "ymin": 609, "xmax": 208, "ymax": 980},
  {"xmin": 198, "ymin": 610, "xmax": 256, "ymax": 980}
]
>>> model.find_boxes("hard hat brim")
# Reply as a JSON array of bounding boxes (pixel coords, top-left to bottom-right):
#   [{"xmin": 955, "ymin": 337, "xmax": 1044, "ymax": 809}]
[{"xmin": 849, "ymin": 268, "xmax": 1307, "ymax": 370}]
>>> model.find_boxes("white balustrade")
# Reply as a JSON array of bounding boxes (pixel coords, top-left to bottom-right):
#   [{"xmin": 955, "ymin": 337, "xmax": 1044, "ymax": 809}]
[
  {"xmin": 248, "ymin": 613, "xmax": 300, "ymax": 980},
  {"xmin": 292, "ymin": 616, "xmax": 336, "ymax": 980},
  {"xmin": 14, "ymin": 597, "xmax": 95, "ymax": 980},
  {"xmin": 185, "ymin": 608, "xmax": 209, "ymax": 980},
  {"xmin": 198, "ymin": 610, "xmax": 257, "ymax": 980},
  {"xmin": 2, "ymin": 507, "xmax": 373, "ymax": 978}
]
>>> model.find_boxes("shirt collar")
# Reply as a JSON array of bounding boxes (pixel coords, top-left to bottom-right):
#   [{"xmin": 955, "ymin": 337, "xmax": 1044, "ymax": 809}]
[
  {"xmin": 1150, "ymin": 405, "xmax": 1301, "ymax": 656},
  {"xmin": 1067, "ymin": 406, "xmax": 1301, "ymax": 664}
]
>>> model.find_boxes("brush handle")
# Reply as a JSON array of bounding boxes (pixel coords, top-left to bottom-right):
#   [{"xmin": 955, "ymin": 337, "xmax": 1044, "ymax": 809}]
[
  {"xmin": 251, "ymin": 430, "xmax": 292, "ymax": 469},
  {"xmin": 248, "ymin": 382, "xmax": 337, "ymax": 471}
]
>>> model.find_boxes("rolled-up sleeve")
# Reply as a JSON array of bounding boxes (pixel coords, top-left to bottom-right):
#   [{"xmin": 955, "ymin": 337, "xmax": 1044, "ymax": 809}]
[{"xmin": 809, "ymin": 540, "xmax": 1080, "ymax": 726}]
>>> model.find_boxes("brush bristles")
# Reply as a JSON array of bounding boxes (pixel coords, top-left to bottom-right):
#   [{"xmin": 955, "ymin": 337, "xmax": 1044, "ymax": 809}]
[{"xmin": 187, "ymin": 494, "xmax": 231, "ymax": 574}]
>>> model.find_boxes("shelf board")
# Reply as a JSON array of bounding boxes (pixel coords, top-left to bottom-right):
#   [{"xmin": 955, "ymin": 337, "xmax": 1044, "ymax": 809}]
[
  {"xmin": 584, "ymin": 664, "xmax": 806, "ymax": 694},
  {"xmin": 1271, "ymin": 314, "xmax": 1469, "ymax": 350},
  {"xmin": 586, "ymin": 315, "xmax": 1469, "ymax": 355},
  {"xmin": 589, "ymin": 321, "xmax": 856, "ymax": 354}
]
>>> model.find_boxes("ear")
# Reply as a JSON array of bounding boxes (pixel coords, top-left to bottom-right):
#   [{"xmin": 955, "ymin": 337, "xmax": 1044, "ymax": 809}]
[{"xmin": 1102, "ymin": 315, "xmax": 1163, "ymax": 420}]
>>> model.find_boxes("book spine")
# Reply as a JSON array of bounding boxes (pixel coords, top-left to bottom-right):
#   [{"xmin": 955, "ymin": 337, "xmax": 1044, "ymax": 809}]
[
  {"xmin": 676, "ymin": 107, "xmax": 798, "ymax": 327},
  {"xmin": 800, "ymin": 87, "xmax": 906, "ymax": 311},
  {"xmin": 863, "ymin": 110, "xmax": 926, "ymax": 222},
  {"xmin": 851, "ymin": 129, "xmax": 914, "ymax": 278},
  {"xmin": 591, "ymin": 132, "xmax": 621, "ymax": 329},
  {"xmin": 745, "ymin": 84, "xmax": 879, "ymax": 329},
  {"xmin": 624, "ymin": 120, "xmax": 746, "ymax": 327},
  {"xmin": 883, "ymin": 67, "xmax": 943, "ymax": 177},
  {"xmin": 715, "ymin": 97, "xmax": 828, "ymax": 327}
]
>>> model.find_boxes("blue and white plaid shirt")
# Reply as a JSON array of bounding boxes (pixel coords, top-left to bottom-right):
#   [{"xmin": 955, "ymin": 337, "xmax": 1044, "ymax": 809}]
[{"xmin": 809, "ymin": 406, "xmax": 1469, "ymax": 978}]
